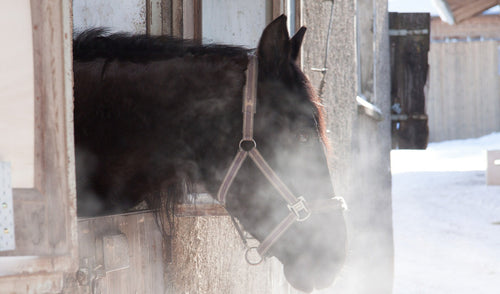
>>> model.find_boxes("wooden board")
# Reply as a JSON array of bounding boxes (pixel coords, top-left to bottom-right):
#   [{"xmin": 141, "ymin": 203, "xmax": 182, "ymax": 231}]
[
  {"xmin": 0, "ymin": 1, "xmax": 77, "ymax": 291},
  {"xmin": 444, "ymin": 0, "xmax": 497, "ymax": 24},
  {"xmin": 390, "ymin": 13, "xmax": 430, "ymax": 149},
  {"xmin": 70, "ymin": 206, "xmax": 302, "ymax": 294},
  {"xmin": 426, "ymin": 40, "xmax": 500, "ymax": 142},
  {"xmin": 71, "ymin": 212, "xmax": 167, "ymax": 294}
]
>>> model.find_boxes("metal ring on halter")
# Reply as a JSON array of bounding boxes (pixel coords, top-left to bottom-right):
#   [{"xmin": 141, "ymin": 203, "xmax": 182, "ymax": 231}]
[
  {"xmin": 239, "ymin": 139, "xmax": 257, "ymax": 152},
  {"xmin": 245, "ymin": 246, "xmax": 264, "ymax": 265}
]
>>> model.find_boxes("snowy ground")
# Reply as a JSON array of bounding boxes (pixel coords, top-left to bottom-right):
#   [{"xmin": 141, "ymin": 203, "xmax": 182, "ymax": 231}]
[{"xmin": 392, "ymin": 133, "xmax": 500, "ymax": 294}]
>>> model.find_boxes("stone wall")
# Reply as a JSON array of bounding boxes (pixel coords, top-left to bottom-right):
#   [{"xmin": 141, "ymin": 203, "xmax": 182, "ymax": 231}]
[{"xmin": 302, "ymin": 0, "xmax": 394, "ymax": 293}]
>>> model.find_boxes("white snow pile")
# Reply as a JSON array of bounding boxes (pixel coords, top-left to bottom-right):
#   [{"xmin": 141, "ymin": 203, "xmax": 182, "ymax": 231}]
[{"xmin": 392, "ymin": 132, "xmax": 500, "ymax": 294}]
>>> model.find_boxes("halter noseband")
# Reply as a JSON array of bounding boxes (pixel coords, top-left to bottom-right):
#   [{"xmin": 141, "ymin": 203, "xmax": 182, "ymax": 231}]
[{"xmin": 217, "ymin": 54, "xmax": 347, "ymax": 265}]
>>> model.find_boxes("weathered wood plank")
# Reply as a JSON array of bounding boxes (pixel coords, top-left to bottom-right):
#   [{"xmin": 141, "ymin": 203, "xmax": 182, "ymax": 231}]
[
  {"xmin": 426, "ymin": 40, "xmax": 500, "ymax": 141},
  {"xmin": 76, "ymin": 212, "xmax": 167, "ymax": 294},
  {"xmin": 172, "ymin": 0, "xmax": 183, "ymax": 37},
  {"xmin": 0, "ymin": 0, "xmax": 77, "ymax": 272},
  {"xmin": 0, "ymin": 272, "xmax": 64, "ymax": 293},
  {"xmin": 146, "ymin": 0, "xmax": 163, "ymax": 35},
  {"xmin": 192, "ymin": 0, "xmax": 202, "ymax": 41},
  {"xmin": 175, "ymin": 203, "xmax": 228, "ymax": 217},
  {"xmin": 389, "ymin": 13, "xmax": 430, "ymax": 149},
  {"xmin": 449, "ymin": 0, "xmax": 497, "ymax": 23},
  {"xmin": 161, "ymin": 0, "xmax": 173, "ymax": 35}
]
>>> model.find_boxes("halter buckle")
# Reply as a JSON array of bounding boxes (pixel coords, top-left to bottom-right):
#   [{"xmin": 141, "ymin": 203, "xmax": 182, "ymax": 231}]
[{"xmin": 288, "ymin": 196, "xmax": 311, "ymax": 222}]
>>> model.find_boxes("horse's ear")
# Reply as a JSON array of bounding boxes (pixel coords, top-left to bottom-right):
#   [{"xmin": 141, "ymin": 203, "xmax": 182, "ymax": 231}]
[
  {"xmin": 257, "ymin": 15, "xmax": 291, "ymax": 75},
  {"xmin": 290, "ymin": 27, "xmax": 306, "ymax": 62}
]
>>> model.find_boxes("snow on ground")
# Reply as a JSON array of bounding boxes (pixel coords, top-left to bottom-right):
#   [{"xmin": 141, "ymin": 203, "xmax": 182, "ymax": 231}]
[{"xmin": 392, "ymin": 133, "xmax": 500, "ymax": 294}]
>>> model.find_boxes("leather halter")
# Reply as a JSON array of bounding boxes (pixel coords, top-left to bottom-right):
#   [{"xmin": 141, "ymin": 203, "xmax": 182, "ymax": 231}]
[{"xmin": 217, "ymin": 54, "xmax": 347, "ymax": 264}]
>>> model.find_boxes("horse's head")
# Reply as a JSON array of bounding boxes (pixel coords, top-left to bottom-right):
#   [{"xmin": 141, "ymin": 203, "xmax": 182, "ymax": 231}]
[{"xmin": 225, "ymin": 15, "xmax": 347, "ymax": 292}]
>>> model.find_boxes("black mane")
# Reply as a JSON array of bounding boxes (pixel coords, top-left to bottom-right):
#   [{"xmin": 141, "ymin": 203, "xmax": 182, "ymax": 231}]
[{"xmin": 73, "ymin": 29, "xmax": 251, "ymax": 62}]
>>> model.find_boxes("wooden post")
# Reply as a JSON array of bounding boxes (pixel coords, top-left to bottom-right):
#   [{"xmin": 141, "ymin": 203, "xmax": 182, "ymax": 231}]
[
  {"xmin": 0, "ymin": 0, "xmax": 78, "ymax": 285},
  {"xmin": 172, "ymin": 0, "xmax": 184, "ymax": 37}
]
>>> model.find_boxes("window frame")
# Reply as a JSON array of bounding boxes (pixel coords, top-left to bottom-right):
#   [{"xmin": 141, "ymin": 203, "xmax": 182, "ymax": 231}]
[{"xmin": 0, "ymin": 0, "xmax": 77, "ymax": 277}]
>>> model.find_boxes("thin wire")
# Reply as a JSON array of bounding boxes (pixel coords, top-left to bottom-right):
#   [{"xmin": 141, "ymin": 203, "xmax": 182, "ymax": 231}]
[
  {"xmin": 316, "ymin": 0, "xmax": 335, "ymax": 99},
  {"xmin": 324, "ymin": 0, "xmax": 335, "ymax": 71}
]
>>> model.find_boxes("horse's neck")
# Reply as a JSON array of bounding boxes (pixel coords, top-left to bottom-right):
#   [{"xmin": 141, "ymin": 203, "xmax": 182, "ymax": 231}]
[
  {"xmin": 74, "ymin": 55, "xmax": 248, "ymax": 196},
  {"xmin": 157, "ymin": 56, "xmax": 248, "ymax": 192}
]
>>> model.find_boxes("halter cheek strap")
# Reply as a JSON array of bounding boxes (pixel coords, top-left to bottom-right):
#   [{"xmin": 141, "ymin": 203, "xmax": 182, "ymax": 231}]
[
  {"xmin": 217, "ymin": 55, "xmax": 302, "ymax": 208},
  {"xmin": 217, "ymin": 54, "xmax": 347, "ymax": 264}
]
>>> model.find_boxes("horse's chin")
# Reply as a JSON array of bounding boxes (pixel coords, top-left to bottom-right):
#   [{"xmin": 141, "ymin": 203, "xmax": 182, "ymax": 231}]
[{"xmin": 283, "ymin": 262, "xmax": 338, "ymax": 293}]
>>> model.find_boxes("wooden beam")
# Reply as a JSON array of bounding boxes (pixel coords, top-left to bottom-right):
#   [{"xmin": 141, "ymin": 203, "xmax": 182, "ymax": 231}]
[
  {"xmin": 452, "ymin": 0, "xmax": 497, "ymax": 23},
  {"xmin": 432, "ymin": 0, "xmax": 455, "ymax": 24},
  {"xmin": 181, "ymin": 0, "xmax": 201, "ymax": 41},
  {"xmin": 146, "ymin": 0, "xmax": 163, "ymax": 35},
  {"xmin": 193, "ymin": 0, "xmax": 202, "ymax": 41},
  {"xmin": 172, "ymin": 0, "xmax": 183, "ymax": 37},
  {"xmin": 175, "ymin": 203, "xmax": 228, "ymax": 217},
  {"xmin": 0, "ymin": 0, "xmax": 77, "ymax": 277},
  {"xmin": 434, "ymin": 0, "xmax": 499, "ymax": 24},
  {"xmin": 431, "ymin": 14, "xmax": 500, "ymax": 40}
]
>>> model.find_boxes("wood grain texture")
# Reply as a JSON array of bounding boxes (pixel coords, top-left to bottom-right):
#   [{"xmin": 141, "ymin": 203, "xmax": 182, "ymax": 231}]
[
  {"xmin": 168, "ymin": 215, "xmax": 300, "ymax": 294},
  {"xmin": 77, "ymin": 212, "xmax": 167, "ymax": 294},
  {"xmin": 0, "ymin": 0, "xmax": 77, "ymax": 270},
  {"xmin": 74, "ymin": 210, "xmax": 301, "ymax": 294},
  {"xmin": 427, "ymin": 40, "xmax": 500, "ymax": 141},
  {"xmin": 172, "ymin": 0, "xmax": 183, "ymax": 37},
  {"xmin": 390, "ymin": 13, "xmax": 430, "ymax": 149},
  {"xmin": 446, "ymin": 0, "xmax": 498, "ymax": 23}
]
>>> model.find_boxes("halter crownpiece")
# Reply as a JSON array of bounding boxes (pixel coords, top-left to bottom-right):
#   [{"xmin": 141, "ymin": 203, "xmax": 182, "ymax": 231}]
[{"xmin": 217, "ymin": 54, "xmax": 347, "ymax": 265}]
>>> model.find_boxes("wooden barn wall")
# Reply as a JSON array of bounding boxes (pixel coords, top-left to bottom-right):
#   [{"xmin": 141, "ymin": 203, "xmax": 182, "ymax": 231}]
[
  {"xmin": 427, "ymin": 40, "xmax": 500, "ymax": 142},
  {"xmin": 431, "ymin": 15, "xmax": 500, "ymax": 40},
  {"xmin": 302, "ymin": 0, "xmax": 393, "ymax": 293},
  {"xmin": 427, "ymin": 15, "xmax": 500, "ymax": 142}
]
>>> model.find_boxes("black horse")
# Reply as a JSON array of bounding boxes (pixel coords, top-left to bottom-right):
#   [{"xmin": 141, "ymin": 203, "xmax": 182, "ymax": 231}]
[{"xmin": 73, "ymin": 15, "xmax": 346, "ymax": 292}]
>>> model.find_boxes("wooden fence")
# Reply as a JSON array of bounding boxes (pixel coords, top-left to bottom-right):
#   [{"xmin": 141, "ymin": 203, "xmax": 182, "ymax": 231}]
[{"xmin": 426, "ymin": 39, "xmax": 500, "ymax": 142}]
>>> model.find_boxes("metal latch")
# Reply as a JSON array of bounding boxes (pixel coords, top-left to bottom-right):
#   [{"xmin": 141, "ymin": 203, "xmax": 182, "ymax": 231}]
[
  {"xmin": 76, "ymin": 233, "xmax": 130, "ymax": 293},
  {"xmin": 389, "ymin": 29, "xmax": 429, "ymax": 36},
  {"xmin": 0, "ymin": 162, "xmax": 15, "ymax": 252}
]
